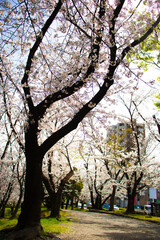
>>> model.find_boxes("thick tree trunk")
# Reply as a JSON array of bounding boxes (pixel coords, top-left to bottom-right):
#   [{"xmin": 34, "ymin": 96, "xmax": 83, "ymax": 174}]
[
  {"xmin": 14, "ymin": 119, "xmax": 44, "ymax": 239},
  {"xmin": 109, "ymin": 186, "xmax": 116, "ymax": 211},
  {"xmin": 17, "ymin": 155, "xmax": 43, "ymax": 230},
  {"xmin": 71, "ymin": 198, "xmax": 74, "ymax": 210},
  {"xmin": 50, "ymin": 192, "xmax": 62, "ymax": 218},
  {"xmin": 94, "ymin": 194, "xmax": 102, "ymax": 210},
  {"xmin": 65, "ymin": 199, "xmax": 69, "ymax": 209},
  {"xmin": 126, "ymin": 187, "xmax": 135, "ymax": 214},
  {"xmin": 2, "ymin": 149, "xmax": 44, "ymax": 239},
  {"xmin": 43, "ymin": 170, "xmax": 74, "ymax": 218},
  {"xmin": 75, "ymin": 200, "xmax": 78, "ymax": 208}
]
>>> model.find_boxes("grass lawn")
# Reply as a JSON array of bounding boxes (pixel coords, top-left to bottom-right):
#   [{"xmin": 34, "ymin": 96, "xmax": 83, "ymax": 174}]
[
  {"xmin": 0, "ymin": 218, "xmax": 18, "ymax": 231},
  {"xmin": 41, "ymin": 209, "xmax": 71, "ymax": 234},
  {"xmin": 0, "ymin": 208, "xmax": 71, "ymax": 234},
  {"xmin": 103, "ymin": 208, "xmax": 160, "ymax": 224}
]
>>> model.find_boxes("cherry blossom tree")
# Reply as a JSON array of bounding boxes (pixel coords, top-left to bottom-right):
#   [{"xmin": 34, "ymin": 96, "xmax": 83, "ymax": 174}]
[
  {"xmin": 1, "ymin": 0, "xmax": 160, "ymax": 238},
  {"xmin": 118, "ymin": 95, "xmax": 160, "ymax": 213},
  {"xmin": 0, "ymin": 151, "xmax": 25, "ymax": 218},
  {"xmin": 0, "ymin": 68, "xmax": 25, "ymax": 218},
  {"xmin": 62, "ymin": 174, "xmax": 83, "ymax": 210},
  {"xmin": 78, "ymin": 116, "xmax": 125, "ymax": 210},
  {"xmin": 0, "ymin": 115, "xmax": 25, "ymax": 218},
  {"xmin": 101, "ymin": 135, "xmax": 127, "ymax": 211},
  {"xmin": 42, "ymin": 139, "xmax": 74, "ymax": 218},
  {"xmin": 79, "ymin": 94, "xmax": 160, "ymax": 213}
]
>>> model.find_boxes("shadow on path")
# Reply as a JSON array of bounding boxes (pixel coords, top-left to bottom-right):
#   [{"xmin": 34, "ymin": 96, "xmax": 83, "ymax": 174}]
[{"xmin": 59, "ymin": 210, "xmax": 160, "ymax": 240}]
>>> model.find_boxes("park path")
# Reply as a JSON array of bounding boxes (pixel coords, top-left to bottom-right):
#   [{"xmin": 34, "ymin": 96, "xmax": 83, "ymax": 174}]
[{"xmin": 58, "ymin": 210, "xmax": 160, "ymax": 240}]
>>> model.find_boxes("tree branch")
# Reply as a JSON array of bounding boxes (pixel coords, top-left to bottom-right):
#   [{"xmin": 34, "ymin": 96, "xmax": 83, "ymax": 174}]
[
  {"xmin": 35, "ymin": 0, "xmax": 106, "ymax": 120},
  {"xmin": 118, "ymin": 14, "xmax": 160, "ymax": 64},
  {"xmin": 21, "ymin": 0, "xmax": 63, "ymax": 114},
  {"xmin": 153, "ymin": 114, "xmax": 160, "ymax": 136},
  {"xmin": 40, "ymin": 77, "xmax": 113, "ymax": 155}
]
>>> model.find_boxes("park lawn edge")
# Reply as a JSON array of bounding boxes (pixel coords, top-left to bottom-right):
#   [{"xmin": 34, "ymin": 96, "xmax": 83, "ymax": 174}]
[{"xmin": 88, "ymin": 208, "xmax": 160, "ymax": 225}]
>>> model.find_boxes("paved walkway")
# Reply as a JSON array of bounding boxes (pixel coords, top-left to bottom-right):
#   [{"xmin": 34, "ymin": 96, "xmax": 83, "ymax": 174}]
[{"xmin": 58, "ymin": 210, "xmax": 160, "ymax": 240}]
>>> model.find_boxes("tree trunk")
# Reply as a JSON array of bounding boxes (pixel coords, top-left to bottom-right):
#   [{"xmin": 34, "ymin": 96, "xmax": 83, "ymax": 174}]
[
  {"xmin": 15, "ymin": 120, "xmax": 43, "ymax": 238},
  {"xmin": 0, "ymin": 208, "xmax": 5, "ymax": 218},
  {"xmin": 50, "ymin": 192, "xmax": 62, "ymax": 218},
  {"xmin": 3, "ymin": 148, "xmax": 44, "ymax": 239},
  {"xmin": 126, "ymin": 187, "xmax": 135, "ymax": 214},
  {"xmin": 65, "ymin": 199, "xmax": 69, "ymax": 209},
  {"xmin": 61, "ymin": 200, "xmax": 64, "ymax": 209},
  {"xmin": 17, "ymin": 155, "xmax": 43, "ymax": 231},
  {"xmin": 109, "ymin": 186, "xmax": 116, "ymax": 211},
  {"xmin": 81, "ymin": 202, "xmax": 84, "ymax": 209},
  {"xmin": 43, "ymin": 169, "xmax": 74, "ymax": 218},
  {"xmin": 95, "ymin": 194, "xmax": 102, "ymax": 210},
  {"xmin": 71, "ymin": 198, "xmax": 74, "ymax": 210},
  {"xmin": 75, "ymin": 200, "xmax": 78, "ymax": 208},
  {"xmin": 90, "ymin": 190, "xmax": 95, "ymax": 209}
]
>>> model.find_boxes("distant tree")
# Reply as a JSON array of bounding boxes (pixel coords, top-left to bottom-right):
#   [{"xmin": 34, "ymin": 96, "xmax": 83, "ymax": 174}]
[
  {"xmin": 63, "ymin": 175, "xmax": 83, "ymax": 210},
  {"xmin": 0, "ymin": 147, "xmax": 25, "ymax": 218},
  {"xmin": 119, "ymin": 96, "xmax": 159, "ymax": 213},
  {"xmin": 103, "ymin": 134, "xmax": 127, "ymax": 211},
  {"xmin": 79, "ymin": 117, "xmax": 124, "ymax": 210},
  {"xmin": 42, "ymin": 148, "xmax": 74, "ymax": 218}
]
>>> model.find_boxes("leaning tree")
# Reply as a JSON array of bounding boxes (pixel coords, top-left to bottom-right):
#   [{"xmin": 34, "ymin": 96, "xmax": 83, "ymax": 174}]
[{"xmin": 0, "ymin": 0, "xmax": 160, "ymax": 238}]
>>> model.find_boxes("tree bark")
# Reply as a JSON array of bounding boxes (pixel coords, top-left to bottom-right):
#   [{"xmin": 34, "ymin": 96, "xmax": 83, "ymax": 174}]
[
  {"xmin": 50, "ymin": 192, "xmax": 62, "ymax": 218},
  {"xmin": 109, "ymin": 186, "xmax": 116, "ymax": 211},
  {"xmin": 94, "ymin": 194, "xmax": 102, "ymax": 210},
  {"xmin": 17, "ymin": 155, "xmax": 43, "ymax": 230},
  {"xmin": 43, "ymin": 170, "xmax": 74, "ymax": 218},
  {"xmin": 15, "ymin": 118, "xmax": 43, "ymax": 238},
  {"xmin": 65, "ymin": 199, "xmax": 69, "ymax": 209},
  {"xmin": 126, "ymin": 187, "xmax": 135, "ymax": 214}
]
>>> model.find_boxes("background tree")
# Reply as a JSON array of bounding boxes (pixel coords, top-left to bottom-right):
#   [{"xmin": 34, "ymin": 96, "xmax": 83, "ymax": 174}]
[
  {"xmin": 1, "ymin": 0, "xmax": 160, "ymax": 238},
  {"xmin": 62, "ymin": 175, "xmax": 83, "ymax": 210},
  {"xmin": 0, "ymin": 145, "xmax": 25, "ymax": 218},
  {"xmin": 42, "ymin": 141, "xmax": 74, "ymax": 218},
  {"xmin": 79, "ymin": 117, "xmax": 124, "ymax": 210},
  {"xmin": 119, "ymin": 95, "xmax": 159, "ymax": 213},
  {"xmin": 103, "ymin": 134, "xmax": 127, "ymax": 211},
  {"xmin": 78, "ymin": 121, "xmax": 111, "ymax": 210}
]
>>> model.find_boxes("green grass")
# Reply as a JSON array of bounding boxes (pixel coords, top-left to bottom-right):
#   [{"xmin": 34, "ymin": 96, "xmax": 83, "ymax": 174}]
[
  {"xmin": 0, "ymin": 208, "xmax": 71, "ymax": 234},
  {"xmin": 102, "ymin": 208, "xmax": 160, "ymax": 224},
  {"xmin": 74, "ymin": 207, "xmax": 87, "ymax": 212},
  {"xmin": 0, "ymin": 218, "xmax": 18, "ymax": 231},
  {"xmin": 41, "ymin": 211, "xmax": 71, "ymax": 234},
  {"xmin": 126, "ymin": 213, "xmax": 160, "ymax": 223}
]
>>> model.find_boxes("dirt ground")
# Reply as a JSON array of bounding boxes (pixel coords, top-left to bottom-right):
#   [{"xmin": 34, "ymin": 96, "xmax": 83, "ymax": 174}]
[{"xmin": 57, "ymin": 210, "xmax": 160, "ymax": 240}]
